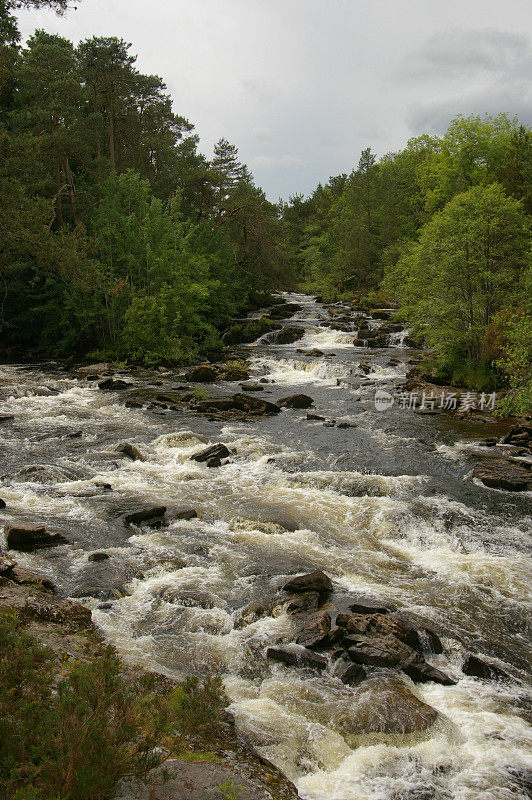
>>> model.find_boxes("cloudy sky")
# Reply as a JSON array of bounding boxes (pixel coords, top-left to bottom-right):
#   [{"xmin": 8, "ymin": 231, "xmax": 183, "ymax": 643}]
[{"xmin": 18, "ymin": 0, "xmax": 532, "ymax": 200}]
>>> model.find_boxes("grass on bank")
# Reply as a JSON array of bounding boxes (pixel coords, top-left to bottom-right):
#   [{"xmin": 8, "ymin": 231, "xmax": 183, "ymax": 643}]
[{"xmin": 0, "ymin": 610, "xmax": 226, "ymax": 800}]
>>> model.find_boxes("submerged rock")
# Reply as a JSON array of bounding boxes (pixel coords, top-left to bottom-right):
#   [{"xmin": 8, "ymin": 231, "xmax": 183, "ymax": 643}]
[
  {"xmin": 88, "ymin": 552, "xmax": 111, "ymax": 562},
  {"xmin": 335, "ymin": 676, "xmax": 439, "ymax": 737},
  {"xmin": 462, "ymin": 654, "xmax": 511, "ymax": 681},
  {"xmin": 278, "ymin": 394, "xmax": 314, "ymax": 409},
  {"xmin": 118, "ymin": 443, "xmax": 146, "ymax": 462},
  {"xmin": 295, "ymin": 610, "xmax": 332, "ymax": 648},
  {"xmin": 124, "ymin": 507, "xmax": 167, "ymax": 526},
  {"xmin": 266, "ymin": 645, "xmax": 327, "ymax": 670},
  {"xmin": 5, "ymin": 523, "xmax": 68, "ymax": 552},
  {"xmin": 268, "ymin": 302, "xmax": 302, "ymax": 319},
  {"xmin": 283, "ymin": 570, "xmax": 333, "ymax": 596},
  {"xmin": 235, "ymin": 602, "xmax": 270, "ymax": 628},
  {"xmin": 333, "ymin": 657, "xmax": 367, "ymax": 686}
]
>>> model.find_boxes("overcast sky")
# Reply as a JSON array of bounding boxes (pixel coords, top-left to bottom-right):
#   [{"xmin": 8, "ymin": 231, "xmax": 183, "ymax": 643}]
[{"xmin": 18, "ymin": 0, "xmax": 532, "ymax": 201}]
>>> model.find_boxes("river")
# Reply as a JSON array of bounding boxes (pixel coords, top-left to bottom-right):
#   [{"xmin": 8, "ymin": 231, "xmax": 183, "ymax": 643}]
[{"xmin": 0, "ymin": 294, "xmax": 530, "ymax": 800}]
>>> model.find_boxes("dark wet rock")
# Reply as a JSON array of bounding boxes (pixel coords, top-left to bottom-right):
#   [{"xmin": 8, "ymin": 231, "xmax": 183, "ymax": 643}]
[
  {"xmin": 330, "ymin": 322, "xmax": 352, "ymax": 332},
  {"xmin": 275, "ymin": 326, "xmax": 305, "ymax": 345},
  {"xmin": 207, "ymin": 457, "xmax": 222, "ymax": 468},
  {"xmin": 358, "ymin": 363, "xmax": 372, "ymax": 375},
  {"xmin": 366, "ymin": 335, "xmax": 388, "ymax": 348},
  {"xmin": 283, "ymin": 570, "xmax": 333, "ymax": 596},
  {"xmin": 98, "ymin": 378, "xmax": 130, "ymax": 390},
  {"xmin": 309, "ymin": 349, "xmax": 325, "ymax": 357},
  {"xmin": 71, "ymin": 584, "xmax": 127, "ymax": 601},
  {"xmin": 235, "ymin": 602, "xmax": 270, "ymax": 628},
  {"xmin": 266, "ymin": 645, "xmax": 327, "ymax": 670},
  {"xmin": 345, "ymin": 634, "xmax": 416, "ymax": 669},
  {"xmin": 337, "ymin": 676, "xmax": 439, "ymax": 737},
  {"xmin": 356, "ymin": 328, "xmax": 380, "ymax": 340},
  {"xmin": 0, "ymin": 499, "xmax": 5, "ymax": 509},
  {"xmin": 88, "ymin": 552, "xmax": 111, "ymax": 562},
  {"xmin": 0, "ymin": 554, "xmax": 16, "ymax": 574},
  {"xmin": 471, "ymin": 459, "xmax": 531, "ymax": 492},
  {"xmin": 269, "ymin": 302, "xmax": 302, "ymax": 319},
  {"xmin": 506, "ymin": 767, "xmax": 532, "ymax": 798},
  {"xmin": 480, "ymin": 437, "xmax": 498, "ymax": 447},
  {"xmin": 337, "ymin": 613, "xmax": 423, "ymax": 651},
  {"xmin": 11, "ymin": 464, "xmax": 83, "ymax": 483},
  {"xmin": 174, "ymin": 508, "xmax": 198, "ymax": 521},
  {"xmin": 307, "ymin": 413, "xmax": 326, "ymax": 421},
  {"xmin": 124, "ymin": 507, "xmax": 167, "ymax": 526},
  {"xmin": 94, "ymin": 482, "xmax": 113, "ymax": 492},
  {"xmin": 371, "ymin": 310, "xmax": 392, "ymax": 320},
  {"xmin": 124, "ymin": 400, "xmax": 143, "ymax": 409},
  {"xmin": 347, "ymin": 597, "xmax": 396, "ymax": 615},
  {"xmin": 294, "ymin": 610, "xmax": 332, "ymax": 648},
  {"xmin": 192, "ymin": 443, "xmax": 231, "ymax": 463},
  {"xmin": 5, "ymin": 523, "xmax": 68, "ymax": 552},
  {"xmin": 221, "ymin": 368, "xmax": 250, "ymax": 382},
  {"xmin": 67, "ymin": 430, "xmax": 83, "ymax": 439},
  {"xmin": 191, "ymin": 394, "xmax": 280, "ymax": 416},
  {"xmin": 185, "ymin": 365, "xmax": 218, "ymax": 383},
  {"xmin": 403, "ymin": 659, "xmax": 456, "ymax": 686},
  {"xmin": 333, "ymin": 657, "xmax": 367, "ymax": 686},
  {"xmin": 240, "ymin": 383, "xmax": 265, "ymax": 392},
  {"xmin": 0, "ymin": 415, "xmax": 14, "ymax": 423},
  {"xmin": 157, "ymin": 589, "xmax": 215, "ymax": 608},
  {"xmin": 284, "ymin": 591, "xmax": 321, "ymax": 614},
  {"xmin": 278, "ymin": 394, "xmax": 314, "ymax": 409},
  {"xmin": 118, "ymin": 443, "xmax": 146, "ymax": 462},
  {"xmin": 337, "ymin": 422, "xmax": 357, "ymax": 429},
  {"xmin": 502, "ymin": 424, "xmax": 532, "ymax": 450},
  {"xmin": 462, "ymin": 654, "xmax": 511, "ymax": 681}
]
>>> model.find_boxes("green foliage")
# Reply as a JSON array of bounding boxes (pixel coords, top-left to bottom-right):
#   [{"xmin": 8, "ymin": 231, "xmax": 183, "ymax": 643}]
[
  {"xmin": 218, "ymin": 780, "xmax": 243, "ymax": 800},
  {"xmin": 494, "ymin": 308, "xmax": 532, "ymax": 416},
  {"xmin": 0, "ymin": 610, "xmax": 227, "ymax": 800}
]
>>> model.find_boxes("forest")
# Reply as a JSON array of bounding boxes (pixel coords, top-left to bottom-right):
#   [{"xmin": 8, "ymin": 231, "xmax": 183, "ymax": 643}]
[{"xmin": 1, "ymin": 0, "xmax": 531, "ymax": 414}]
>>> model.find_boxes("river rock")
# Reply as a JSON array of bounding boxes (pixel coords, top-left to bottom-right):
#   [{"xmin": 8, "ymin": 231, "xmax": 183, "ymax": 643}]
[
  {"xmin": 278, "ymin": 394, "xmax": 314, "ymax": 409},
  {"xmin": 0, "ymin": 499, "xmax": 5, "ymax": 509},
  {"xmin": 185, "ymin": 365, "xmax": 218, "ymax": 383},
  {"xmin": 192, "ymin": 443, "xmax": 231, "ymax": 463},
  {"xmin": 174, "ymin": 508, "xmax": 198, "ymax": 521},
  {"xmin": 336, "ymin": 612, "xmax": 424, "ymax": 651},
  {"xmin": 5, "ymin": 523, "xmax": 68, "ymax": 552},
  {"xmin": 88, "ymin": 552, "xmax": 110, "ymax": 562},
  {"xmin": 333, "ymin": 657, "xmax": 367, "ymax": 686},
  {"xmin": 124, "ymin": 507, "xmax": 167, "ymax": 526},
  {"xmin": 0, "ymin": 415, "xmax": 15, "ymax": 423},
  {"xmin": 336, "ymin": 676, "xmax": 439, "ymax": 737},
  {"xmin": 269, "ymin": 303, "xmax": 302, "ymax": 319},
  {"xmin": 347, "ymin": 597, "xmax": 395, "ymax": 615},
  {"xmin": 235, "ymin": 602, "xmax": 270, "ymax": 628},
  {"xmin": 345, "ymin": 634, "xmax": 455, "ymax": 685},
  {"xmin": 294, "ymin": 610, "xmax": 332, "ymax": 648},
  {"xmin": 275, "ymin": 326, "xmax": 305, "ymax": 345},
  {"xmin": 232, "ymin": 394, "xmax": 281, "ymax": 415},
  {"xmin": 471, "ymin": 459, "xmax": 532, "ymax": 492},
  {"xmin": 240, "ymin": 383, "xmax": 265, "ymax": 392},
  {"xmin": 502, "ymin": 424, "xmax": 532, "ymax": 450},
  {"xmin": 462, "ymin": 654, "xmax": 510, "ymax": 681},
  {"xmin": 309, "ymin": 349, "xmax": 325, "ymax": 357},
  {"xmin": 221, "ymin": 368, "xmax": 250, "ymax": 382},
  {"xmin": 283, "ymin": 570, "xmax": 333, "ymax": 596},
  {"xmin": 284, "ymin": 591, "xmax": 321, "ymax": 614},
  {"xmin": 118, "ymin": 443, "xmax": 146, "ymax": 462},
  {"xmin": 266, "ymin": 645, "xmax": 327, "ymax": 670},
  {"xmin": 98, "ymin": 378, "xmax": 130, "ymax": 390}
]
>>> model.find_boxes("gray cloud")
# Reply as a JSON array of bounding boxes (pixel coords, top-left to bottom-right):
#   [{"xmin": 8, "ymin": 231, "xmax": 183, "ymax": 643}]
[{"xmin": 16, "ymin": 0, "xmax": 532, "ymax": 199}]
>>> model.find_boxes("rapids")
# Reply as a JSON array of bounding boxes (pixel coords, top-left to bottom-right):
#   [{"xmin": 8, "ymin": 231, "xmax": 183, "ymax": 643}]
[{"xmin": 0, "ymin": 294, "xmax": 530, "ymax": 800}]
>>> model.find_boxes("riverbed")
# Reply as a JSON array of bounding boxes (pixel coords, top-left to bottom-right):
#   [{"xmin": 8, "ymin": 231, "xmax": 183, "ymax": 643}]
[{"xmin": 0, "ymin": 294, "xmax": 530, "ymax": 800}]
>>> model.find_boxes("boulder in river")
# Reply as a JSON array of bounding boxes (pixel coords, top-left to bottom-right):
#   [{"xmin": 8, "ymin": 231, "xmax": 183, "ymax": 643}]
[
  {"xmin": 345, "ymin": 634, "xmax": 455, "ymax": 685},
  {"xmin": 471, "ymin": 459, "xmax": 532, "ymax": 492},
  {"xmin": 336, "ymin": 612, "xmax": 425, "ymax": 652},
  {"xmin": 174, "ymin": 508, "xmax": 198, "ymax": 521},
  {"xmin": 0, "ymin": 415, "xmax": 14, "ymax": 423},
  {"xmin": 295, "ymin": 610, "xmax": 332, "ymax": 648},
  {"xmin": 191, "ymin": 443, "xmax": 231, "ymax": 463},
  {"xmin": 347, "ymin": 597, "xmax": 395, "ymax": 615},
  {"xmin": 124, "ymin": 507, "xmax": 167, "ymax": 526},
  {"xmin": 284, "ymin": 591, "xmax": 321, "ymax": 614},
  {"xmin": 191, "ymin": 394, "xmax": 281, "ymax": 417},
  {"xmin": 275, "ymin": 326, "xmax": 305, "ymax": 345},
  {"xmin": 221, "ymin": 368, "xmax": 250, "ymax": 382},
  {"xmin": 462, "ymin": 654, "xmax": 510, "ymax": 681},
  {"xmin": 185, "ymin": 365, "xmax": 218, "ymax": 383},
  {"xmin": 502, "ymin": 424, "xmax": 532, "ymax": 450},
  {"xmin": 0, "ymin": 499, "xmax": 5, "ymax": 509},
  {"xmin": 268, "ymin": 302, "xmax": 302, "ymax": 319},
  {"xmin": 278, "ymin": 394, "xmax": 314, "ymax": 409},
  {"xmin": 336, "ymin": 676, "xmax": 439, "ymax": 737},
  {"xmin": 266, "ymin": 645, "xmax": 327, "ymax": 670},
  {"xmin": 88, "ymin": 552, "xmax": 111, "ymax": 562},
  {"xmin": 98, "ymin": 378, "xmax": 131, "ymax": 391},
  {"xmin": 333, "ymin": 657, "xmax": 367, "ymax": 686},
  {"xmin": 235, "ymin": 602, "xmax": 270, "ymax": 629},
  {"xmin": 118, "ymin": 443, "xmax": 146, "ymax": 462},
  {"xmin": 283, "ymin": 570, "xmax": 333, "ymax": 596},
  {"xmin": 5, "ymin": 523, "xmax": 68, "ymax": 552}
]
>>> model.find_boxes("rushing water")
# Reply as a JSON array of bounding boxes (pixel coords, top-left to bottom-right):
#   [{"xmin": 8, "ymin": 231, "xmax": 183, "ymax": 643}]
[{"xmin": 1, "ymin": 294, "xmax": 531, "ymax": 800}]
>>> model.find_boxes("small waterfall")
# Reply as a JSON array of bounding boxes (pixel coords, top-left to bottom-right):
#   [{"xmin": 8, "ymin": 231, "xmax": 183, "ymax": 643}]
[{"xmin": 388, "ymin": 329, "xmax": 410, "ymax": 347}]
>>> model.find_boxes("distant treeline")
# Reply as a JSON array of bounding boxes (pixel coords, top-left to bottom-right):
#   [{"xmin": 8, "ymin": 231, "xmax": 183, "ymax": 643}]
[{"xmin": 282, "ymin": 114, "xmax": 532, "ymax": 414}]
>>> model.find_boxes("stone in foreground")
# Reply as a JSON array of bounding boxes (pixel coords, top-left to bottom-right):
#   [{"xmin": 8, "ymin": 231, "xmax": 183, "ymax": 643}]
[
  {"xmin": 191, "ymin": 443, "xmax": 231, "ymax": 463},
  {"xmin": 283, "ymin": 569, "xmax": 333, "ymax": 596},
  {"xmin": 278, "ymin": 394, "xmax": 314, "ymax": 409},
  {"xmin": 266, "ymin": 645, "xmax": 327, "ymax": 670}
]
